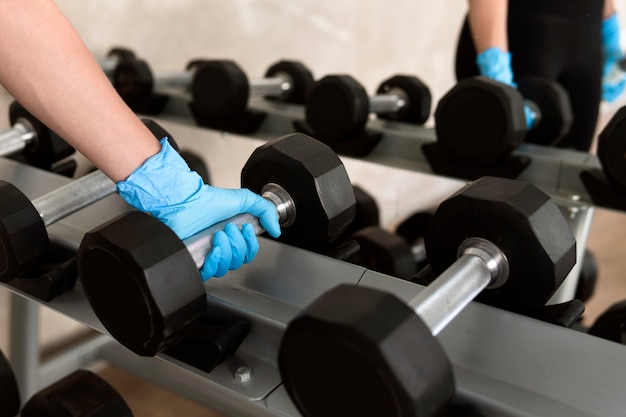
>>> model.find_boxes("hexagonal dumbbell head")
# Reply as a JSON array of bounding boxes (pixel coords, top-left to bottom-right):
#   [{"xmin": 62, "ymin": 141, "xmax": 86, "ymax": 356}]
[
  {"xmin": 305, "ymin": 75, "xmax": 371, "ymax": 141},
  {"xmin": 597, "ymin": 105, "xmax": 626, "ymax": 193},
  {"xmin": 0, "ymin": 181, "xmax": 49, "ymax": 282},
  {"xmin": 189, "ymin": 60, "xmax": 250, "ymax": 117},
  {"xmin": 78, "ymin": 211, "xmax": 207, "ymax": 356},
  {"xmin": 279, "ymin": 284, "xmax": 455, "ymax": 417},
  {"xmin": 425, "ymin": 176, "xmax": 576, "ymax": 314},
  {"xmin": 241, "ymin": 133, "xmax": 356, "ymax": 251},
  {"xmin": 434, "ymin": 76, "xmax": 526, "ymax": 167}
]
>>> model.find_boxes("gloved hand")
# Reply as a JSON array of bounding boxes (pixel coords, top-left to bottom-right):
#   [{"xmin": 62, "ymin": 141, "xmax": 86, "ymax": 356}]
[
  {"xmin": 601, "ymin": 13, "xmax": 626, "ymax": 103},
  {"xmin": 476, "ymin": 47, "xmax": 537, "ymax": 129},
  {"xmin": 117, "ymin": 137, "xmax": 281, "ymax": 281}
]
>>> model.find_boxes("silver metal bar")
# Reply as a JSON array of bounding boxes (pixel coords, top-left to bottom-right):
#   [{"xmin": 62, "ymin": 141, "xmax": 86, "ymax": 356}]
[
  {"xmin": 31, "ymin": 170, "xmax": 116, "ymax": 227},
  {"xmin": 97, "ymin": 56, "xmax": 119, "ymax": 74},
  {"xmin": 410, "ymin": 253, "xmax": 492, "ymax": 336},
  {"xmin": 0, "ymin": 122, "xmax": 36, "ymax": 157},
  {"xmin": 9, "ymin": 294, "xmax": 41, "ymax": 403},
  {"xmin": 369, "ymin": 93, "xmax": 405, "ymax": 115},
  {"xmin": 186, "ymin": 213, "xmax": 263, "ymax": 268},
  {"xmin": 249, "ymin": 77, "xmax": 290, "ymax": 97},
  {"xmin": 154, "ymin": 71, "xmax": 193, "ymax": 88}
]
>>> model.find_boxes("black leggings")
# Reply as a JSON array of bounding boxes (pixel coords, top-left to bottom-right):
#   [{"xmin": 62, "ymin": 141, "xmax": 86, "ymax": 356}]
[{"xmin": 455, "ymin": 0, "xmax": 604, "ymax": 151}]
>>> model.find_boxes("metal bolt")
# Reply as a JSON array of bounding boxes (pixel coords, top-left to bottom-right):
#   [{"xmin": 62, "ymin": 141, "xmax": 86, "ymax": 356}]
[{"xmin": 234, "ymin": 365, "xmax": 252, "ymax": 383}]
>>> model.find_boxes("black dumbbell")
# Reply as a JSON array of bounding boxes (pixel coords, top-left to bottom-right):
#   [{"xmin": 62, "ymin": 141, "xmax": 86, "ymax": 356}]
[
  {"xmin": 305, "ymin": 74, "xmax": 431, "ymax": 142},
  {"xmin": 76, "ymin": 133, "xmax": 356, "ymax": 357},
  {"xmin": 348, "ymin": 210, "xmax": 434, "ymax": 280},
  {"xmin": 188, "ymin": 59, "xmax": 315, "ymax": 118},
  {"xmin": 0, "ymin": 349, "xmax": 19, "ymax": 417},
  {"xmin": 278, "ymin": 176, "xmax": 576, "ymax": 417},
  {"xmin": 0, "ymin": 119, "xmax": 169, "ymax": 282},
  {"xmin": 434, "ymin": 76, "xmax": 573, "ymax": 167},
  {"xmin": 0, "ymin": 101, "xmax": 74, "ymax": 169},
  {"xmin": 21, "ymin": 370, "xmax": 133, "ymax": 417}
]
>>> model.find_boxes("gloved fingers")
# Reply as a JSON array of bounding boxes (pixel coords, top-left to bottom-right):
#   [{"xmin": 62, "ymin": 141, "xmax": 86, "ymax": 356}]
[
  {"xmin": 523, "ymin": 105, "xmax": 538, "ymax": 130},
  {"xmin": 235, "ymin": 189, "xmax": 281, "ymax": 238},
  {"xmin": 242, "ymin": 223, "xmax": 260, "ymax": 264},
  {"xmin": 602, "ymin": 74, "xmax": 626, "ymax": 103},
  {"xmin": 200, "ymin": 230, "xmax": 232, "ymax": 279},
  {"xmin": 200, "ymin": 245, "xmax": 221, "ymax": 281},
  {"xmin": 224, "ymin": 223, "xmax": 247, "ymax": 270}
]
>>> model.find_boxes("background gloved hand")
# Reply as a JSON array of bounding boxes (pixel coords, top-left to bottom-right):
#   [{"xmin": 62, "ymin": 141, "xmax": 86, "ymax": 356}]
[
  {"xmin": 601, "ymin": 13, "xmax": 626, "ymax": 103},
  {"xmin": 117, "ymin": 137, "xmax": 281, "ymax": 281},
  {"xmin": 476, "ymin": 47, "xmax": 536, "ymax": 128}
]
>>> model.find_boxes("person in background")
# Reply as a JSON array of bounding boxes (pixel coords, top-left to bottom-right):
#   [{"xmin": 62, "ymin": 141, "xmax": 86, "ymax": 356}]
[
  {"xmin": 0, "ymin": 0, "xmax": 280, "ymax": 280},
  {"xmin": 454, "ymin": 0, "xmax": 626, "ymax": 152}
]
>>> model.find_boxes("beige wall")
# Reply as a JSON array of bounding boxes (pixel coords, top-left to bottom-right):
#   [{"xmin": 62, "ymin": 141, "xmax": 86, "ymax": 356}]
[
  {"xmin": 55, "ymin": 0, "xmax": 626, "ymax": 131},
  {"xmin": 56, "ymin": 0, "xmax": 466, "ymax": 126}
]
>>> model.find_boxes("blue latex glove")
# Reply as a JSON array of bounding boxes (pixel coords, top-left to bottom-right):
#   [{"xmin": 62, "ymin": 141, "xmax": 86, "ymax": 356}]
[
  {"xmin": 117, "ymin": 137, "xmax": 281, "ymax": 280},
  {"xmin": 476, "ymin": 47, "xmax": 536, "ymax": 129},
  {"xmin": 601, "ymin": 13, "xmax": 626, "ymax": 103}
]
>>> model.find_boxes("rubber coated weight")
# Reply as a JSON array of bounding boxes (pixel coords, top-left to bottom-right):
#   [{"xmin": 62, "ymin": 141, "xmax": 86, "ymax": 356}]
[
  {"xmin": 425, "ymin": 176, "xmax": 576, "ymax": 314},
  {"xmin": 0, "ymin": 119, "xmax": 170, "ymax": 283},
  {"xmin": 0, "ymin": 349, "xmax": 20, "ymax": 417},
  {"xmin": 597, "ymin": 105, "xmax": 626, "ymax": 193},
  {"xmin": 305, "ymin": 75, "xmax": 370, "ymax": 141},
  {"xmin": 435, "ymin": 76, "xmax": 526, "ymax": 167},
  {"xmin": 8, "ymin": 101, "xmax": 74, "ymax": 168},
  {"xmin": 435, "ymin": 76, "xmax": 572, "ymax": 167},
  {"xmin": 516, "ymin": 76, "xmax": 573, "ymax": 145},
  {"xmin": 21, "ymin": 370, "xmax": 133, "ymax": 417},
  {"xmin": 78, "ymin": 133, "xmax": 356, "ymax": 356},
  {"xmin": 264, "ymin": 60, "xmax": 315, "ymax": 103},
  {"xmin": 241, "ymin": 133, "xmax": 356, "ymax": 250},
  {"xmin": 189, "ymin": 60, "xmax": 249, "ymax": 117},
  {"xmin": 279, "ymin": 284, "xmax": 454, "ymax": 417},
  {"xmin": 279, "ymin": 176, "xmax": 576, "ymax": 417},
  {"xmin": 376, "ymin": 75, "xmax": 431, "ymax": 125}
]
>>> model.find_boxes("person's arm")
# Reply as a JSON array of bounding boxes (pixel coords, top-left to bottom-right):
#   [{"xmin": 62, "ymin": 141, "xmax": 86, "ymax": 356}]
[
  {"xmin": 604, "ymin": 0, "xmax": 616, "ymax": 20},
  {"xmin": 0, "ymin": 0, "xmax": 159, "ymax": 182},
  {"xmin": 467, "ymin": 0, "xmax": 508, "ymax": 53},
  {"xmin": 600, "ymin": 0, "xmax": 626, "ymax": 103},
  {"xmin": 0, "ymin": 0, "xmax": 280, "ymax": 280}
]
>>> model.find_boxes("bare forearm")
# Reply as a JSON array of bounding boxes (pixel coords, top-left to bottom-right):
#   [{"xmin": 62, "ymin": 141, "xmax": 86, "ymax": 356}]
[
  {"xmin": 0, "ymin": 0, "xmax": 159, "ymax": 182},
  {"xmin": 467, "ymin": 0, "xmax": 508, "ymax": 53},
  {"xmin": 604, "ymin": 0, "xmax": 616, "ymax": 19}
]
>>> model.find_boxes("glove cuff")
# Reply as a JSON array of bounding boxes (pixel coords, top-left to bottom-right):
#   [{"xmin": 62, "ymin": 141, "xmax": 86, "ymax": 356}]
[
  {"xmin": 476, "ymin": 47, "xmax": 516, "ymax": 87},
  {"xmin": 602, "ymin": 13, "xmax": 623, "ymax": 59},
  {"xmin": 117, "ymin": 137, "xmax": 205, "ymax": 226}
]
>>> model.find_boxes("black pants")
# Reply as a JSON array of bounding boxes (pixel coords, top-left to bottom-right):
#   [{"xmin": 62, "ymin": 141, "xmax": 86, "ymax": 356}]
[{"xmin": 455, "ymin": 0, "xmax": 604, "ymax": 151}]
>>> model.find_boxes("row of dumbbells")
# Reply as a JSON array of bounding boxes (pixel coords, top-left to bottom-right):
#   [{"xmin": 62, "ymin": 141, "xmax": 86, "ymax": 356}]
[
  {"xmin": 2, "ymin": 46, "xmax": 623, "ymax": 211},
  {"xmin": 97, "ymin": 47, "xmax": 626, "ymax": 209},
  {"xmin": 0, "ymin": 110, "xmax": 583, "ymax": 416}
]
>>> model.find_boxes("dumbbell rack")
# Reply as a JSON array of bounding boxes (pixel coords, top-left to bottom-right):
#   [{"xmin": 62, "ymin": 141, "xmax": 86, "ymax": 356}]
[
  {"xmin": 155, "ymin": 89, "xmax": 598, "ymax": 303},
  {"xmin": 0, "ymin": 117, "xmax": 619, "ymax": 416},
  {"xmin": 156, "ymin": 88, "xmax": 605, "ymax": 209}
]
